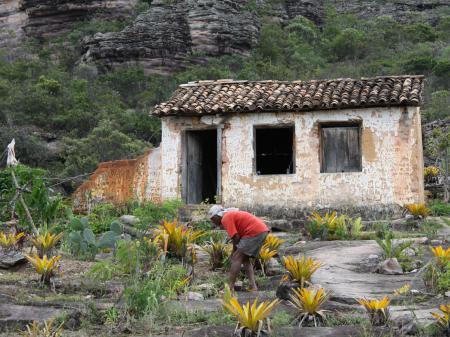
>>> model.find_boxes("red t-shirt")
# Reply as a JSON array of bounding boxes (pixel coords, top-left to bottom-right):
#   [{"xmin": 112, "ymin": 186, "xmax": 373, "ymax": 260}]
[{"xmin": 221, "ymin": 211, "xmax": 269, "ymax": 238}]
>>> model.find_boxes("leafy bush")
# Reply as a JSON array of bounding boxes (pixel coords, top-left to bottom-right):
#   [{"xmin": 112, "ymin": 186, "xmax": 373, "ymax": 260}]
[
  {"xmin": 375, "ymin": 232, "xmax": 414, "ymax": 260},
  {"xmin": 131, "ymin": 200, "xmax": 182, "ymax": 227},
  {"xmin": 428, "ymin": 200, "xmax": 450, "ymax": 216},
  {"xmin": 24, "ymin": 254, "xmax": 61, "ymax": 285},
  {"xmin": 282, "ymin": 256, "xmax": 322, "ymax": 288},
  {"xmin": 288, "ymin": 287, "xmax": 330, "ymax": 327},
  {"xmin": 202, "ymin": 240, "xmax": 232, "ymax": 270},
  {"xmin": 306, "ymin": 211, "xmax": 362, "ymax": 240},
  {"xmin": 405, "ymin": 203, "xmax": 431, "ymax": 218},
  {"xmin": 357, "ymin": 296, "xmax": 390, "ymax": 326},
  {"xmin": 0, "ymin": 232, "xmax": 25, "ymax": 251}
]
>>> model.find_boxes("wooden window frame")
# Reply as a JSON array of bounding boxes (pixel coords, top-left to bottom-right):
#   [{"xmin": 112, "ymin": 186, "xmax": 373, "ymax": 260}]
[
  {"xmin": 319, "ymin": 121, "xmax": 362, "ymax": 173},
  {"xmin": 253, "ymin": 124, "xmax": 296, "ymax": 176}
]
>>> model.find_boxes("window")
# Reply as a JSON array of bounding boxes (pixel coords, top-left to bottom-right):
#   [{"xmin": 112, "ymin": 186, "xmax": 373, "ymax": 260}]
[
  {"xmin": 255, "ymin": 126, "xmax": 294, "ymax": 175},
  {"xmin": 320, "ymin": 123, "xmax": 362, "ymax": 173}
]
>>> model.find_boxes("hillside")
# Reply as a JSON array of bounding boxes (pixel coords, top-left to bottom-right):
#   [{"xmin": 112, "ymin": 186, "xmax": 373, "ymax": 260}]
[{"xmin": 0, "ymin": 0, "xmax": 449, "ymax": 191}]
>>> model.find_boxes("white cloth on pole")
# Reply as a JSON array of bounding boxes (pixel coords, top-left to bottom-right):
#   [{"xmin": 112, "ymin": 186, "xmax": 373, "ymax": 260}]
[{"xmin": 6, "ymin": 139, "xmax": 18, "ymax": 167}]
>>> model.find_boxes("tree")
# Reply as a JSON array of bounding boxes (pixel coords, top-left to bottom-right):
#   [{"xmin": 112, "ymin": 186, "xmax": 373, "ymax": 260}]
[{"xmin": 427, "ymin": 127, "xmax": 450, "ymax": 202}]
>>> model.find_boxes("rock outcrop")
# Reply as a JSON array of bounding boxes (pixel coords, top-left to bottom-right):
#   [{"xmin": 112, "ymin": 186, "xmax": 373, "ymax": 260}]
[{"xmin": 81, "ymin": 0, "xmax": 260, "ymax": 74}]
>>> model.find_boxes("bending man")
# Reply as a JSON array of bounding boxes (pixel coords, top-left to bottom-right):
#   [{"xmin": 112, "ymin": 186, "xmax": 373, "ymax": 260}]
[{"xmin": 208, "ymin": 205, "xmax": 269, "ymax": 292}]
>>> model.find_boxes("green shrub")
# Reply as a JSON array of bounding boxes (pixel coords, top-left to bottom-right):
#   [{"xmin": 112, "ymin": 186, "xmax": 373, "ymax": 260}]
[
  {"xmin": 429, "ymin": 200, "xmax": 450, "ymax": 216},
  {"xmin": 131, "ymin": 200, "xmax": 183, "ymax": 227}
]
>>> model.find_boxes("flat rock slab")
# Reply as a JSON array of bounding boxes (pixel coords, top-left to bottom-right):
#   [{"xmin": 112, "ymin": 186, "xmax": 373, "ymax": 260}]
[
  {"xmin": 0, "ymin": 304, "xmax": 64, "ymax": 332},
  {"xmin": 0, "ymin": 251, "xmax": 26, "ymax": 269},
  {"xmin": 159, "ymin": 325, "xmax": 387, "ymax": 337}
]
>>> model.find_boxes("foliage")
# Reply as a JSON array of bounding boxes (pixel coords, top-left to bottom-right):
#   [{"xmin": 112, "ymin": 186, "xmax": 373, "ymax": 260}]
[
  {"xmin": 257, "ymin": 243, "xmax": 278, "ymax": 275},
  {"xmin": 431, "ymin": 245, "xmax": 450, "ymax": 270},
  {"xmin": 423, "ymin": 261, "xmax": 450, "ymax": 294},
  {"xmin": 131, "ymin": 200, "xmax": 183, "ymax": 227},
  {"xmin": 357, "ymin": 296, "xmax": 390, "ymax": 326},
  {"xmin": 0, "ymin": 231, "xmax": 25, "ymax": 251},
  {"xmin": 221, "ymin": 290, "xmax": 280, "ymax": 334},
  {"xmin": 66, "ymin": 217, "xmax": 122, "ymax": 260},
  {"xmin": 0, "ymin": 165, "xmax": 64, "ymax": 229},
  {"xmin": 124, "ymin": 262, "xmax": 190, "ymax": 317},
  {"xmin": 426, "ymin": 127, "xmax": 450, "ymax": 202},
  {"xmin": 202, "ymin": 240, "xmax": 232, "ymax": 270},
  {"xmin": 22, "ymin": 318, "xmax": 64, "ymax": 337},
  {"xmin": 154, "ymin": 219, "xmax": 205, "ymax": 260},
  {"xmin": 375, "ymin": 232, "xmax": 414, "ymax": 260},
  {"xmin": 288, "ymin": 287, "xmax": 330, "ymax": 327},
  {"xmin": 87, "ymin": 203, "xmax": 122, "ymax": 234},
  {"xmin": 431, "ymin": 304, "xmax": 450, "ymax": 336},
  {"xmin": 428, "ymin": 199, "xmax": 450, "ymax": 216},
  {"xmin": 405, "ymin": 203, "xmax": 431, "ymax": 218},
  {"xmin": 282, "ymin": 255, "xmax": 322, "ymax": 288},
  {"xmin": 30, "ymin": 230, "xmax": 63, "ymax": 257},
  {"xmin": 24, "ymin": 254, "xmax": 61, "ymax": 284},
  {"xmin": 424, "ymin": 166, "xmax": 440, "ymax": 178},
  {"xmin": 263, "ymin": 234, "xmax": 285, "ymax": 250},
  {"xmin": 306, "ymin": 211, "xmax": 362, "ymax": 240}
]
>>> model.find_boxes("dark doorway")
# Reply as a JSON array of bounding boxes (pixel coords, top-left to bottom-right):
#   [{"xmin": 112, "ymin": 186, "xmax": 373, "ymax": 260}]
[
  {"xmin": 184, "ymin": 129, "xmax": 218, "ymax": 204},
  {"xmin": 255, "ymin": 127, "xmax": 294, "ymax": 175}
]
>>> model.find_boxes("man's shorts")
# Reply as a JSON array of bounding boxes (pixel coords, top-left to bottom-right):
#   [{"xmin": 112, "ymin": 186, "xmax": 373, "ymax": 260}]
[{"xmin": 236, "ymin": 231, "xmax": 269, "ymax": 257}]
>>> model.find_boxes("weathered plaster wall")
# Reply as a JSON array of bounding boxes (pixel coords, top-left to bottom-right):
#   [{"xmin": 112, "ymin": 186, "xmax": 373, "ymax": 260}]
[
  {"xmin": 73, "ymin": 148, "xmax": 160, "ymax": 212},
  {"xmin": 160, "ymin": 106, "xmax": 424, "ymax": 217}
]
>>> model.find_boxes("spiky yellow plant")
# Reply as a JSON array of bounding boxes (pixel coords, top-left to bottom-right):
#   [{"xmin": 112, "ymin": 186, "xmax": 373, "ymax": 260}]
[
  {"xmin": 405, "ymin": 203, "xmax": 430, "ymax": 218},
  {"xmin": 424, "ymin": 166, "xmax": 439, "ymax": 178},
  {"xmin": 264, "ymin": 234, "xmax": 286, "ymax": 250},
  {"xmin": 258, "ymin": 244, "xmax": 278, "ymax": 275},
  {"xmin": 431, "ymin": 304, "xmax": 450, "ymax": 334},
  {"xmin": 22, "ymin": 318, "xmax": 64, "ymax": 337},
  {"xmin": 222, "ymin": 292, "xmax": 280, "ymax": 334},
  {"xmin": 31, "ymin": 231, "xmax": 63, "ymax": 257},
  {"xmin": 0, "ymin": 232, "xmax": 25, "ymax": 250},
  {"xmin": 288, "ymin": 287, "xmax": 330, "ymax": 327},
  {"xmin": 202, "ymin": 241, "xmax": 232, "ymax": 270},
  {"xmin": 282, "ymin": 255, "xmax": 322, "ymax": 287},
  {"xmin": 154, "ymin": 220, "xmax": 206, "ymax": 260},
  {"xmin": 393, "ymin": 284, "xmax": 411, "ymax": 296},
  {"xmin": 308, "ymin": 211, "xmax": 337, "ymax": 227},
  {"xmin": 357, "ymin": 296, "xmax": 390, "ymax": 326},
  {"xmin": 431, "ymin": 245, "xmax": 450, "ymax": 269},
  {"xmin": 24, "ymin": 254, "xmax": 61, "ymax": 284}
]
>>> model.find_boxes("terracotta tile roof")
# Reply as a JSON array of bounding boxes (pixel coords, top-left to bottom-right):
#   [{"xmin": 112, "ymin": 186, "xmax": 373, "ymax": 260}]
[{"xmin": 152, "ymin": 76, "xmax": 424, "ymax": 116}]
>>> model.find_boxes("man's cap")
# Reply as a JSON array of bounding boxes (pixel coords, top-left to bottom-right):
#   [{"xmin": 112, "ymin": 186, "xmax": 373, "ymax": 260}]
[{"xmin": 208, "ymin": 205, "xmax": 224, "ymax": 218}]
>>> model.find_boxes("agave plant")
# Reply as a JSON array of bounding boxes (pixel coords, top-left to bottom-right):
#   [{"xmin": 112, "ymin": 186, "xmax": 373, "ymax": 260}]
[
  {"xmin": 357, "ymin": 296, "xmax": 390, "ymax": 326},
  {"xmin": 405, "ymin": 203, "xmax": 430, "ymax": 218},
  {"xmin": 154, "ymin": 220, "xmax": 206, "ymax": 260},
  {"xmin": 0, "ymin": 231, "xmax": 25, "ymax": 251},
  {"xmin": 431, "ymin": 304, "xmax": 450, "ymax": 336},
  {"xmin": 282, "ymin": 255, "xmax": 322, "ymax": 288},
  {"xmin": 25, "ymin": 254, "xmax": 61, "ymax": 284},
  {"xmin": 222, "ymin": 288, "xmax": 280, "ymax": 336},
  {"xmin": 202, "ymin": 240, "xmax": 232, "ymax": 270},
  {"xmin": 31, "ymin": 231, "xmax": 64, "ymax": 257},
  {"xmin": 257, "ymin": 244, "xmax": 278, "ymax": 276},
  {"xmin": 23, "ymin": 318, "xmax": 64, "ymax": 337},
  {"xmin": 264, "ymin": 234, "xmax": 286, "ymax": 250},
  {"xmin": 431, "ymin": 245, "xmax": 450, "ymax": 270},
  {"xmin": 288, "ymin": 287, "xmax": 330, "ymax": 327}
]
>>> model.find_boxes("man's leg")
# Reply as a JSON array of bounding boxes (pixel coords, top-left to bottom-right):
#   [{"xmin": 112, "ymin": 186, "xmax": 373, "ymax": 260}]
[
  {"xmin": 243, "ymin": 257, "xmax": 257, "ymax": 291},
  {"xmin": 229, "ymin": 250, "xmax": 246, "ymax": 290}
]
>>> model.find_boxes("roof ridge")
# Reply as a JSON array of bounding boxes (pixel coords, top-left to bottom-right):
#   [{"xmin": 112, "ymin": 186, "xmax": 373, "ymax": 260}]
[{"xmin": 178, "ymin": 75, "xmax": 425, "ymax": 88}]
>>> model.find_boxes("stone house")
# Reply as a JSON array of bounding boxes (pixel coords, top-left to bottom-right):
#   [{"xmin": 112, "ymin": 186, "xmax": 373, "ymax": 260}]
[{"xmin": 74, "ymin": 76, "xmax": 425, "ymax": 218}]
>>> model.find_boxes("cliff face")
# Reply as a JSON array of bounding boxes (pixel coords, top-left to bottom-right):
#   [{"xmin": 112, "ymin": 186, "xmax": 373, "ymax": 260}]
[
  {"xmin": 1, "ymin": 0, "xmax": 449, "ymax": 73},
  {"xmin": 81, "ymin": 0, "xmax": 260, "ymax": 74},
  {"xmin": 0, "ymin": 0, "xmax": 137, "ymax": 47}
]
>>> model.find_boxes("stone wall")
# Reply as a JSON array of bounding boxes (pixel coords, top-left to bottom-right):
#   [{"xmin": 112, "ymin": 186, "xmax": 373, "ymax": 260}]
[
  {"xmin": 72, "ymin": 147, "xmax": 161, "ymax": 212},
  {"xmin": 160, "ymin": 107, "xmax": 424, "ymax": 218}
]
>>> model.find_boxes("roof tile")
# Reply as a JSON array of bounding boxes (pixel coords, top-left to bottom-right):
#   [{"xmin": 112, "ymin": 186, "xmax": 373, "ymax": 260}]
[{"xmin": 152, "ymin": 76, "xmax": 425, "ymax": 116}]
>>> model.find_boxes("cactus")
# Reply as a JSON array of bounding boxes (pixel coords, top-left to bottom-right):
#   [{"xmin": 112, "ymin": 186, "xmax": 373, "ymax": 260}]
[{"xmin": 67, "ymin": 217, "xmax": 122, "ymax": 260}]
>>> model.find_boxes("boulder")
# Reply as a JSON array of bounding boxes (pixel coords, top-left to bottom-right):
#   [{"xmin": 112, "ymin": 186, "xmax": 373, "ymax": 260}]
[
  {"xmin": 265, "ymin": 258, "xmax": 282, "ymax": 276},
  {"xmin": 185, "ymin": 292, "xmax": 204, "ymax": 301},
  {"xmin": 276, "ymin": 281, "xmax": 299, "ymax": 300},
  {"xmin": 377, "ymin": 258, "xmax": 404, "ymax": 275},
  {"xmin": 403, "ymin": 248, "xmax": 416, "ymax": 257},
  {"xmin": 119, "ymin": 215, "xmax": 140, "ymax": 226},
  {"xmin": 0, "ymin": 250, "xmax": 26, "ymax": 269},
  {"xmin": 392, "ymin": 313, "xmax": 418, "ymax": 335}
]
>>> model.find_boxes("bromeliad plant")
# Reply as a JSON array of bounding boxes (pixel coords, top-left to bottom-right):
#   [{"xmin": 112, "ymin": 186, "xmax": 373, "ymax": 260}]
[
  {"xmin": 202, "ymin": 240, "xmax": 232, "ymax": 270},
  {"xmin": 154, "ymin": 219, "xmax": 206, "ymax": 261},
  {"xmin": 30, "ymin": 230, "xmax": 63, "ymax": 257},
  {"xmin": 0, "ymin": 231, "xmax": 25, "ymax": 251},
  {"xmin": 431, "ymin": 245, "xmax": 450, "ymax": 270},
  {"xmin": 257, "ymin": 243, "xmax": 278, "ymax": 276},
  {"xmin": 357, "ymin": 296, "xmax": 391, "ymax": 326},
  {"xmin": 23, "ymin": 318, "xmax": 64, "ymax": 337},
  {"xmin": 222, "ymin": 285, "xmax": 280, "ymax": 337},
  {"xmin": 375, "ymin": 231, "xmax": 414, "ymax": 260},
  {"xmin": 264, "ymin": 234, "xmax": 285, "ymax": 250},
  {"xmin": 431, "ymin": 304, "xmax": 450, "ymax": 337},
  {"xmin": 306, "ymin": 211, "xmax": 362, "ymax": 240},
  {"xmin": 282, "ymin": 255, "xmax": 322, "ymax": 288},
  {"xmin": 405, "ymin": 203, "xmax": 431, "ymax": 218},
  {"xmin": 24, "ymin": 254, "xmax": 61, "ymax": 285},
  {"xmin": 288, "ymin": 287, "xmax": 330, "ymax": 327}
]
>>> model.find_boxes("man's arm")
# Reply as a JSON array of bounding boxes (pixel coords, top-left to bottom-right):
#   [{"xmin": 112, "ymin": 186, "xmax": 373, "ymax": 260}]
[{"xmin": 231, "ymin": 234, "xmax": 241, "ymax": 252}]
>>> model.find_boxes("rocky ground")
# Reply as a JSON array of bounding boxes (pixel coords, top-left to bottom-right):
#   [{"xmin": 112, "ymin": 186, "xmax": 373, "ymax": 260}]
[{"xmin": 0, "ymin": 216, "xmax": 448, "ymax": 336}]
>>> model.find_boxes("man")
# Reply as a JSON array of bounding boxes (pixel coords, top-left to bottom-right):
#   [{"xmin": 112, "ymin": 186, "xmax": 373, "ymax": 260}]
[{"xmin": 208, "ymin": 205, "xmax": 269, "ymax": 292}]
